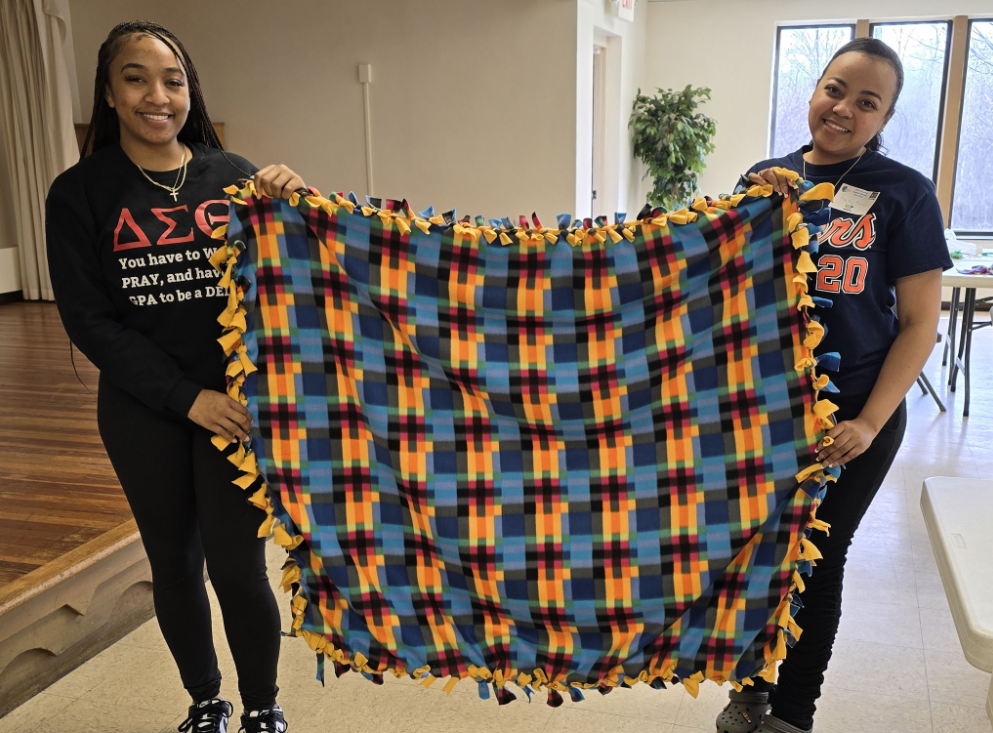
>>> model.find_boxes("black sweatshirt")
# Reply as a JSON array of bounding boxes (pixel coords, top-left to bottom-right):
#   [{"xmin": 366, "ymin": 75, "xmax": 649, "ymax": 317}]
[{"xmin": 46, "ymin": 142, "xmax": 256, "ymax": 417}]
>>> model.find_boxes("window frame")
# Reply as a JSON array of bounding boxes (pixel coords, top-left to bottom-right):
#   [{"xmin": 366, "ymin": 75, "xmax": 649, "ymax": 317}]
[
  {"xmin": 769, "ymin": 23, "xmax": 856, "ymax": 158},
  {"xmin": 868, "ymin": 19, "xmax": 953, "ymax": 184},
  {"xmin": 949, "ymin": 17, "xmax": 993, "ymax": 237}
]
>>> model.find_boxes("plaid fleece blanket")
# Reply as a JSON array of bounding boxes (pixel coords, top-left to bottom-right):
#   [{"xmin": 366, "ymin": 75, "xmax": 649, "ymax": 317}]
[{"xmin": 210, "ymin": 175, "xmax": 838, "ymax": 703}]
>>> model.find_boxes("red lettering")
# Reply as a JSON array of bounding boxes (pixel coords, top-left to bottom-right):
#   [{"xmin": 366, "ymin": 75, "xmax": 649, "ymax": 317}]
[
  {"xmin": 819, "ymin": 214, "xmax": 876, "ymax": 251},
  {"xmin": 113, "ymin": 208, "xmax": 151, "ymax": 251},
  {"xmin": 152, "ymin": 206, "xmax": 195, "ymax": 245},
  {"xmin": 195, "ymin": 199, "xmax": 230, "ymax": 236}
]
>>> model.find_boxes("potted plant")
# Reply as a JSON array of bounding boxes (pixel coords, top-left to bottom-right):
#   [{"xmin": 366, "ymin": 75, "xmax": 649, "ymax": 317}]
[{"xmin": 630, "ymin": 85, "xmax": 717, "ymax": 211}]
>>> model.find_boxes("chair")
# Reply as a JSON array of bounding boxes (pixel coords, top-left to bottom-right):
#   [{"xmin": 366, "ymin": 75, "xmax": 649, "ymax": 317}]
[{"xmin": 916, "ymin": 371, "xmax": 946, "ymax": 412}]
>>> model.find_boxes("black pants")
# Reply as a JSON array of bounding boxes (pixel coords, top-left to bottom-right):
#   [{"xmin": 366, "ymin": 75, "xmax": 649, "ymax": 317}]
[
  {"xmin": 752, "ymin": 393, "xmax": 908, "ymax": 730},
  {"xmin": 98, "ymin": 377, "xmax": 281, "ymax": 709}
]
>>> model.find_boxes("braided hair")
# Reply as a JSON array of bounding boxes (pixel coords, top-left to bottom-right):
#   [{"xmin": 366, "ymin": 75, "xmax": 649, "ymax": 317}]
[
  {"xmin": 80, "ymin": 20, "xmax": 249, "ymax": 176},
  {"xmin": 68, "ymin": 21, "xmax": 249, "ymax": 388}
]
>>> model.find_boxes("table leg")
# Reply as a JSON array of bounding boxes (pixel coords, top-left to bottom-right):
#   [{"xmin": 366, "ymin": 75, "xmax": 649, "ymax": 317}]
[
  {"xmin": 986, "ymin": 675, "xmax": 992, "ymax": 729},
  {"xmin": 950, "ymin": 288, "xmax": 971, "ymax": 391},
  {"xmin": 963, "ymin": 288, "xmax": 976, "ymax": 417},
  {"xmin": 944, "ymin": 287, "xmax": 960, "ymax": 368}
]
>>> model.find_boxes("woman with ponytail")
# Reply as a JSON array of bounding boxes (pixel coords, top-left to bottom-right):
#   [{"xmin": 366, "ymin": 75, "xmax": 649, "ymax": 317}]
[
  {"xmin": 46, "ymin": 21, "xmax": 305, "ymax": 733},
  {"xmin": 715, "ymin": 37, "xmax": 951, "ymax": 733}
]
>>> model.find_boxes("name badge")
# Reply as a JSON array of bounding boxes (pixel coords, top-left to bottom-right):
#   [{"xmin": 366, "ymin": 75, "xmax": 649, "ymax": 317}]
[{"xmin": 830, "ymin": 184, "xmax": 880, "ymax": 217}]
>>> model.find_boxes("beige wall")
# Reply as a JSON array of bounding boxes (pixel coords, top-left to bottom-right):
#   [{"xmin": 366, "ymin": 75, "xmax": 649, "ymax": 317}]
[
  {"xmin": 646, "ymin": 0, "xmax": 993, "ymax": 198},
  {"xmin": 69, "ymin": 0, "xmax": 579, "ymax": 220}
]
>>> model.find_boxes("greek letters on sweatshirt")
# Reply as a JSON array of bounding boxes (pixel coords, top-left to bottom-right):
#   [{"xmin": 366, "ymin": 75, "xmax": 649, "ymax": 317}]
[{"xmin": 46, "ymin": 142, "xmax": 256, "ymax": 417}]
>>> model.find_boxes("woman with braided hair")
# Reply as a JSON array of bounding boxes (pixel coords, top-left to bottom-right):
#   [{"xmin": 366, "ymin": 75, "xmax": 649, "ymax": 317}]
[{"xmin": 46, "ymin": 21, "xmax": 306, "ymax": 733}]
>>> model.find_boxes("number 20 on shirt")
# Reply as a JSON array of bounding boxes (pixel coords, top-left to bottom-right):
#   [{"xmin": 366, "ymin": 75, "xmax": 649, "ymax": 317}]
[{"xmin": 816, "ymin": 213, "xmax": 876, "ymax": 295}]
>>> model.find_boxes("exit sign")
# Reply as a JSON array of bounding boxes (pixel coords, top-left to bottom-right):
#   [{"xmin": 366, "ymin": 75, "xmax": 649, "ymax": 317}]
[{"xmin": 617, "ymin": 0, "xmax": 635, "ymax": 21}]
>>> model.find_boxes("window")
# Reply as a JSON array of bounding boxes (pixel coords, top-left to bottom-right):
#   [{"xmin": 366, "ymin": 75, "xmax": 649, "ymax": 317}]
[
  {"xmin": 952, "ymin": 20, "xmax": 993, "ymax": 232},
  {"xmin": 769, "ymin": 17, "xmax": 993, "ymax": 234},
  {"xmin": 771, "ymin": 25, "xmax": 854, "ymax": 158},
  {"xmin": 871, "ymin": 22, "xmax": 951, "ymax": 181}
]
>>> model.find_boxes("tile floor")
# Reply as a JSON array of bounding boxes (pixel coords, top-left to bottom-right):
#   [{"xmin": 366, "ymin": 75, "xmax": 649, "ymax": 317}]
[{"xmin": 2, "ymin": 317, "xmax": 990, "ymax": 733}]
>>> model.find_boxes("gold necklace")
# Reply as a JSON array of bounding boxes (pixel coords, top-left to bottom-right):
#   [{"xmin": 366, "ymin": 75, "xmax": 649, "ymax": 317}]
[
  {"xmin": 134, "ymin": 146, "xmax": 188, "ymax": 201},
  {"xmin": 803, "ymin": 147, "xmax": 865, "ymax": 190}
]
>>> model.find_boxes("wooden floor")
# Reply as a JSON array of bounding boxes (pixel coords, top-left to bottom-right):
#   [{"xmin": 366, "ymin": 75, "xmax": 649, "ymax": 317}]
[{"xmin": 0, "ymin": 301, "xmax": 133, "ymax": 589}]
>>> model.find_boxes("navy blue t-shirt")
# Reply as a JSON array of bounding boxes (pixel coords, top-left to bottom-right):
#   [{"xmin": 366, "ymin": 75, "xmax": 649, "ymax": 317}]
[{"xmin": 746, "ymin": 146, "xmax": 952, "ymax": 396}]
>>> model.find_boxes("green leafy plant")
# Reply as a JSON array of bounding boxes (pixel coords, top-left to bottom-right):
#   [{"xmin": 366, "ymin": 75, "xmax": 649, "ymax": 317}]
[{"xmin": 630, "ymin": 85, "xmax": 717, "ymax": 211}]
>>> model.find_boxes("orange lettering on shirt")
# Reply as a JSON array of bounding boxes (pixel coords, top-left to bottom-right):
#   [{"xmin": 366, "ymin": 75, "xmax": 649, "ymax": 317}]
[{"xmin": 819, "ymin": 214, "xmax": 876, "ymax": 251}]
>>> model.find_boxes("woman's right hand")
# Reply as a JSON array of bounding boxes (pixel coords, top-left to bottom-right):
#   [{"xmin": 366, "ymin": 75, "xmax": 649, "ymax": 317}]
[
  {"xmin": 254, "ymin": 164, "xmax": 307, "ymax": 200},
  {"xmin": 187, "ymin": 389, "xmax": 252, "ymax": 443},
  {"xmin": 747, "ymin": 168, "xmax": 796, "ymax": 198}
]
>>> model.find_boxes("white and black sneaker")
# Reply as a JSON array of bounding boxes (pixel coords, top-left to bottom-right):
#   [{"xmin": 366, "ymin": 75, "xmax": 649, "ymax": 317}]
[
  {"xmin": 239, "ymin": 703, "xmax": 287, "ymax": 733},
  {"xmin": 178, "ymin": 699, "xmax": 234, "ymax": 732}
]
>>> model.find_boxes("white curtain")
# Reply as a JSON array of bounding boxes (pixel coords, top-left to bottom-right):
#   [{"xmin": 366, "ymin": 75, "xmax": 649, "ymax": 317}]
[{"xmin": 0, "ymin": 0, "xmax": 78, "ymax": 301}]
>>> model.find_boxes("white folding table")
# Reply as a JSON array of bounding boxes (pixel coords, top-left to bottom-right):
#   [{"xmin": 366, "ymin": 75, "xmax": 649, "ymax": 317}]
[
  {"xmin": 942, "ymin": 263, "xmax": 993, "ymax": 417},
  {"xmin": 920, "ymin": 477, "xmax": 993, "ymax": 726}
]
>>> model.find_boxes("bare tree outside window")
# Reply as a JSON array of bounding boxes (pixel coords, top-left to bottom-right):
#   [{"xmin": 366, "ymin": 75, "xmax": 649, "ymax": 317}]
[
  {"xmin": 872, "ymin": 23, "xmax": 949, "ymax": 181},
  {"xmin": 952, "ymin": 21, "xmax": 993, "ymax": 232},
  {"xmin": 771, "ymin": 26, "xmax": 854, "ymax": 158}
]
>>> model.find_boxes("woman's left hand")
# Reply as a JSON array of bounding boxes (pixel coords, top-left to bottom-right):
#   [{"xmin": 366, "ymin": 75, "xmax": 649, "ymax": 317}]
[
  {"xmin": 816, "ymin": 417, "xmax": 878, "ymax": 468},
  {"xmin": 254, "ymin": 164, "xmax": 306, "ymax": 199}
]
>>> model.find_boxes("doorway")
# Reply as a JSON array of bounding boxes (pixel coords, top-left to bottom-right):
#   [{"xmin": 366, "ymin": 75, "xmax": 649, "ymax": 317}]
[{"xmin": 592, "ymin": 43, "xmax": 607, "ymax": 219}]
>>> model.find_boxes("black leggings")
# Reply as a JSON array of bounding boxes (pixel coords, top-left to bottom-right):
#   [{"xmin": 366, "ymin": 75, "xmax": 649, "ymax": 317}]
[
  {"xmin": 753, "ymin": 393, "xmax": 908, "ymax": 729},
  {"xmin": 97, "ymin": 377, "xmax": 281, "ymax": 710}
]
